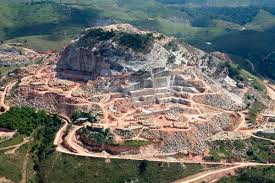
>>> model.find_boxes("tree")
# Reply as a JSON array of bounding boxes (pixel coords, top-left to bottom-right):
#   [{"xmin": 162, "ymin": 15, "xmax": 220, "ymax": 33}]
[{"xmin": 139, "ymin": 160, "xmax": 148, "ymax": 174}]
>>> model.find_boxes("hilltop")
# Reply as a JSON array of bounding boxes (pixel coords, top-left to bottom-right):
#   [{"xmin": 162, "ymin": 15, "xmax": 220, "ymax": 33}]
[
  {"xmin": 4, "ymin": 24, "xmax": 272, "ymax": 158},
  {"xmin": 57, "ymin": 24, "xmax": 200, "ymax": 80},
  {"xmin": 0, "ymin": 24, "xmax": 272, "ymax": 183}
]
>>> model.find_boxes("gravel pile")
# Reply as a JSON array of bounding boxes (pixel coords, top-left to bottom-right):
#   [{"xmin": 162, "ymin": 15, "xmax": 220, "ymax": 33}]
[
  {"xmin": 208, "ymin": 131, "xmax": 249, "ymax": 141},
  {"xmin": 193, "ymin": 94, "xmax": 244, "ymax": 110}
]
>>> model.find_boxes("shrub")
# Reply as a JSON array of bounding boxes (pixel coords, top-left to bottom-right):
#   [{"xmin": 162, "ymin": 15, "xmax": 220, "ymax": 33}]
[
  {"xmin": 83, "ymin": 28, "xmax": 116, "ymax": 41},
  {"xmin": 248, "ymin": 101, "xmax": 265, "ymax": 124},
  {"xmin": 78, "ymin": 28, "xmax": 116, "ymax": 48},
  {"xmin": 245, "ymin": 93, "xmax": 254, "ymax": 100},
  {"xmin": 121, "ymin": 140, "xmax": 151, "ymax": 147},
  {"xmin": 0, "ymin": 107, "xmax": 49, "ymax": 135},
  {"xmin": 118, "ymin": 32, "xmax": 154, "ymax": 52},
  {"xmin": 167, "ymin": 54, "xmax": 176, "ymax": 64},
  {"xmin": 164, "ymin": 40, "xmax": 179, "ymax": 51},
  {"xmin": 78, "ymin": 126, "xmax": 114, "ymax": 146},
  {"xmin": 139, "ymin": 160, "xmax": 148, "ymax": 174}
]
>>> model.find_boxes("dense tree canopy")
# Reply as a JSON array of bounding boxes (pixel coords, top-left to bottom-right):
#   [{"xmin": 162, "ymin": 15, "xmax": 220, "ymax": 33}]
[{"xmin": 0, "ymin": 107, "xmax": 60, "ymax": 135}]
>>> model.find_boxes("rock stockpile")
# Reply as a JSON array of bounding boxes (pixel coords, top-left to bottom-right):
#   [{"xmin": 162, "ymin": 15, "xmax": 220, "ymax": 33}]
[{"xmin": 0, "ymin": 44, "xmax": 39, "ymax": 67}]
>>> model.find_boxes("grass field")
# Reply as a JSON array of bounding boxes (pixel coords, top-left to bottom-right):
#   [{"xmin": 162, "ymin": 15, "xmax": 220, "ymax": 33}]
[
  {"xmin": 41, "ymin": 152, "xmax": 203, "ymax": 183},
  {"xmin": 7, "ymin": 34, "xmax": 74, "ymax": 52},
  {"xmin": 0, "ymin": 66, "xmax": 19, "ymax": 76},
  {"xmin": 0, "ymin": 134, "xmax": 24, "ymax": 148},
  {"xmin": 219, "ymin": 166, "xmax": 275, "ymax": 183},
  {"xmin": 0, "ymin": 143, "xmax": 29, "ymax": 183}
]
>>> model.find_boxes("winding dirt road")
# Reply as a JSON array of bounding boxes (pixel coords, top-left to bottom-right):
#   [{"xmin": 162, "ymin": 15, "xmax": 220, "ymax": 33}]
[
  {"xmin": 0, "ymin": 137, "xmax": 30, "ymax": 153},
  {"xmin": 53, "ymin": 115, "xmax": 69, "ymax": 146},
  {"xmin": 264, "ymin": 80, "xmax": 275, "ymax": 101},
  {"xmin": 173, "ymin": 164, "xmax": 254, "ymax": 183},
  {"xmin": 234, "ymin": 112, "xmax": 246, "ymax": 131},
  {"xmin": 251, "ymin": 134, "xmax": 275, "ymax": 143},
  {"xmin": 0, "ymin": 81, "xmax": 17, "ymax": 112},
  {"xmin": 20, "ymin": 151, "xmax": 30, "ymax": 183}
]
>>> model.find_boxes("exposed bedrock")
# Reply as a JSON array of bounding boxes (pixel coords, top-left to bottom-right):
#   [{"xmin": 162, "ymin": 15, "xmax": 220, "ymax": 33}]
[{"xmin": 57, "ymin": 47, "xmax": 111, "ymax": 80}]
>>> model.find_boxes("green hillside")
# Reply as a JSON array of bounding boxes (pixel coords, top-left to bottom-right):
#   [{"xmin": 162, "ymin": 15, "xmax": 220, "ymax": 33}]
[
  {"xmin": 246, "ymin": 9, "xmax": 275, "ymax": 31},
  {"xmin": 41, "ymin": 153, "xmax": 203, "ymax": 183},
  {"xmin": 157, "ymin": 0, "xmax": 275, "ymax": 7},
  {"xmin": 210, "ymin": 30, "xmax": 275, "ymax": 79},
  {"xmin": 219, "ymin": 166, "xmax": 275, "ymax": 183}
]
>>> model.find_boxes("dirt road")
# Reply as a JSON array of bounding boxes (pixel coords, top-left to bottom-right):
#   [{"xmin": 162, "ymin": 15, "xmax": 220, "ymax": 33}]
[
  {"xmin": 172, "ymin": 164, "xmax": 252, "ymax": 183},
  {"xmin": 0, "ymin": 81, "xmax": 17, "ymax": 112},
  {"xmin": 66, "ymin": 125, "xmax": 82, "ymax": 153},
  {"xmin": 264, "ymin": 80, "xmax": 275, "ymax": 100},
  {"xmin": 56, "ymin": 128, "xmax": 275, "ymax": 167},
  {"xmin": 251, "ymin": 134, "xmax": 275, "ymax": 143},
  {"xmin": 20, "ymin": 151, "xmax": 30, "ymax": 183},
  {"xmin": 0, "ymin": 137, "xmax": 31, "ymax": 154},
  {"xmin": 234, "ymin": 112, "xmax": 246, "ymax": 131},
  {"xmin": 53, "ymin": 118, "xmax": 68, "ymax": 146}
]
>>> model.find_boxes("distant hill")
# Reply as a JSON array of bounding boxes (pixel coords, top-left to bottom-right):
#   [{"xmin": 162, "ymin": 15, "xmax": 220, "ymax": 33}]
[
  {"xmin": 245, "ymin": 9, "xmax": 275, "ymax": 31},
  {"xmin": 157, "ymin": 0, "xmax": 275, "ymax": 7}
]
